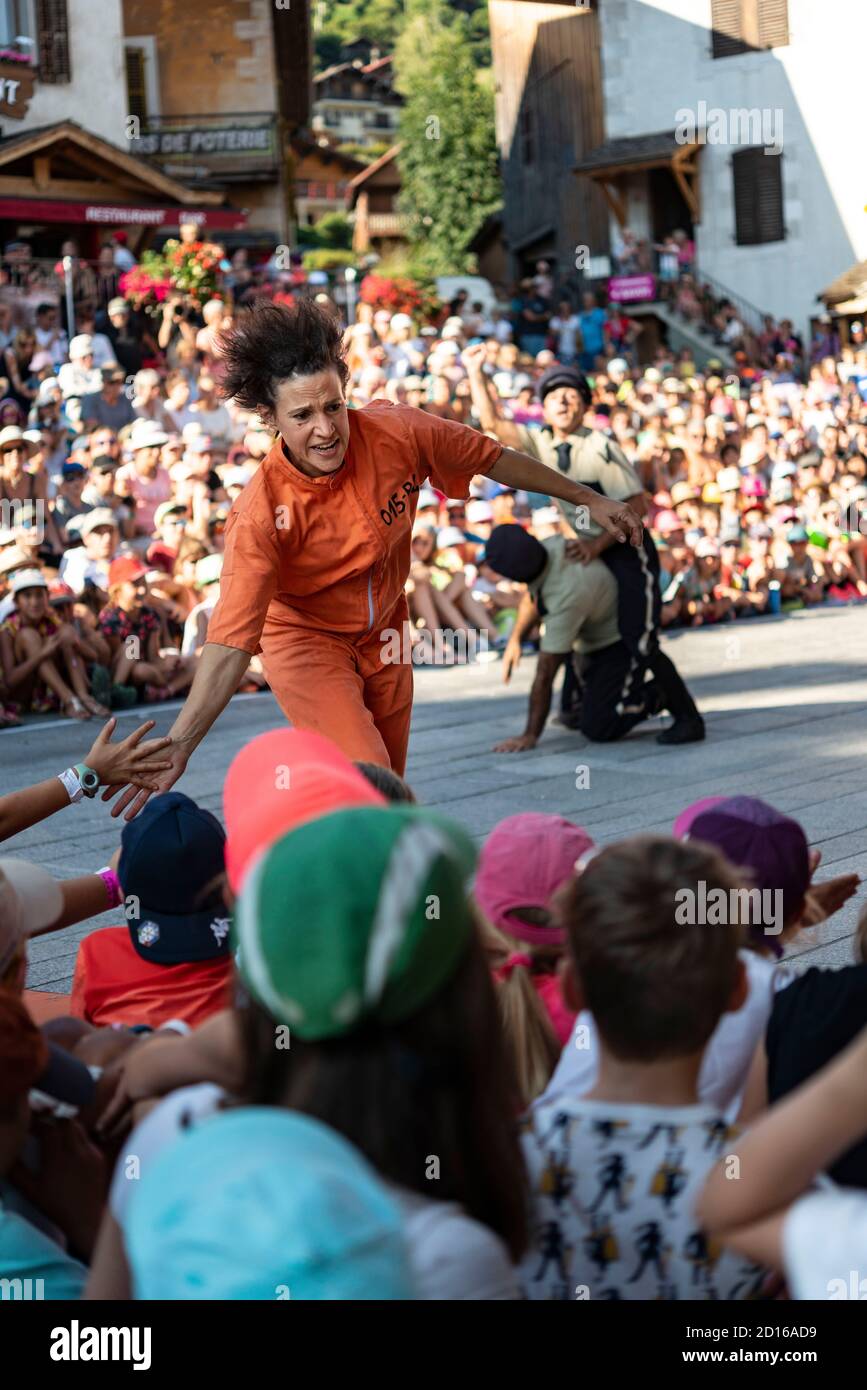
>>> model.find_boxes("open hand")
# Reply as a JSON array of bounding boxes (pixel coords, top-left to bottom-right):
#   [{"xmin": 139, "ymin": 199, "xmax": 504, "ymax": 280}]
[
  {"xmin": 565, "ymin": 537, "xmax": 599, "ymax": 564},
  {"xmin": 84, "ymin": 717, "xmax": 173, "ymax": 791},
  {"xmin": 501, "ymin": 639, "xmax": 521, "ymax": 684},
  {"xmin": 493, "ymin": 733, "xmax": 537, "ymax": 753},
  {"xmin": 102, "ymin": 738, "xmax": 190, "ymax": 821},
  {"xmin": 587, "ymin": 495, "xmax": 643, "ymax": 547}
]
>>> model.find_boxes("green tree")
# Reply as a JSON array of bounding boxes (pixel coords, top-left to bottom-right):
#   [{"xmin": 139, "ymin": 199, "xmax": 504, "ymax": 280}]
[{"xmin": 394, "ymin": 0, "xmax": 499, "ymax": 276}]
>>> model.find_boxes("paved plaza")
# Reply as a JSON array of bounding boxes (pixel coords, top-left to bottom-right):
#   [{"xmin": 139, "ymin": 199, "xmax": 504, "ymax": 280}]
[{"xmin": 4, "ymin": 602, "xmax": 866, "ymax": 993}]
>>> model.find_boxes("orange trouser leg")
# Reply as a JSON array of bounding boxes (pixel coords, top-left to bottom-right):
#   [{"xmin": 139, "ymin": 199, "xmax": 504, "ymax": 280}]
[{"xmin": 259, "ymin": 621, "xmax": 413, "ymax": 772}]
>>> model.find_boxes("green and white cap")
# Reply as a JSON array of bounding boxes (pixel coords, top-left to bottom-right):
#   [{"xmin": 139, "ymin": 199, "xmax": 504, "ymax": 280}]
[{"xmin": 234, "ymin": 805, "xmax": 477, "ymax": 1039}]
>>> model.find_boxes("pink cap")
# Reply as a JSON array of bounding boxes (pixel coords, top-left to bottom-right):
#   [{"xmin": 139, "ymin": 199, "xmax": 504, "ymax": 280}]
[
  {"xmin": 741, "ymin": 476, "xmax": 768, "ymax": 498},
  {"xmin": 223, "ymin": 729, "xmax": 385, "ymax": 891},
  {"xmin": 475, "ymin": 812, "xmax": 594, "ymax": 945},
  {"xmin": 672, "ymin": 795, "xmax": 728, "ymax": 840},
  {"xmin": 654, "ymin": 509, "xmax": 682, "ymax": 535}
]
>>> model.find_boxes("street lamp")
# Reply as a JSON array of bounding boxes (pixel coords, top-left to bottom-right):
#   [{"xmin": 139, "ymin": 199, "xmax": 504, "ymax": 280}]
[{"xmin": 345, "ymin": 266, "xmax": 357, "ymax": 326}]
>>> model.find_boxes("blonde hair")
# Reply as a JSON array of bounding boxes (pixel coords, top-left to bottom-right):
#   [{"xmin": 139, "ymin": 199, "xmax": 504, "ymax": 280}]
[{"xmin": 477, "ymin": 904, "xmax": 564, "ymax": 1107}]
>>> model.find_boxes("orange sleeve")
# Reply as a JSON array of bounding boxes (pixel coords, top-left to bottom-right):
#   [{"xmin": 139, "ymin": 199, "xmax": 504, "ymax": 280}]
[
  {"xmin": 206, "ymin": 511, "xmax": 281, "ymax": 655},
  {"xmin": 69, "ymin": 942, "xmax": 90, "ymax": 1022},
  {"xmin": 397, "ymin": 406, "xmax": 503, "ymax": 499}
]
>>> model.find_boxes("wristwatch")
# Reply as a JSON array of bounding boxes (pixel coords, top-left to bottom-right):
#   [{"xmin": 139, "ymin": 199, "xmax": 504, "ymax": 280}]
[
  {"xmin": 58, "ymin": 764, "xmax": 99, "ymax": 803},
  {"xmin": 73, "ymin": 764, "xmax": 100, "ymax": 798}
]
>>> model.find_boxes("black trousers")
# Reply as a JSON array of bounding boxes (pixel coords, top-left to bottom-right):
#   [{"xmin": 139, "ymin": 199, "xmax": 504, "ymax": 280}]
[
  {"xmin": 580, "ymin": 641, "xmax": 659, "ymax": 742},
  {"xmin": 601, "ymin": 534, "xmax": 700, "ymax": 724}
]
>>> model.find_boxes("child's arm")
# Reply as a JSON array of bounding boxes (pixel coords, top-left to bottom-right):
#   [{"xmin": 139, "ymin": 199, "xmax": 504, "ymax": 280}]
[
  {"xmin": 698, "ymin": 1025, "xmax": 867, "ymax": 1262},
  {"xmin": 0, "ymin": 718, "xmax": 170, "ymax": 842},
  {"xmin": 735, "ymin": 1038, "xmax": 768, "ymax": 1125},
  {"xmin": 97, "ymin": 1008, "xmax": 242, "ymax": 1139}
]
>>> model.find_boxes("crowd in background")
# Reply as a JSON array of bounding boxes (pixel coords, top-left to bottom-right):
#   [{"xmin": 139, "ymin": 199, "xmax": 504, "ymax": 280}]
[{"xmin": 0, "ymin": 228, "xmax": 865, "ymax": 725}]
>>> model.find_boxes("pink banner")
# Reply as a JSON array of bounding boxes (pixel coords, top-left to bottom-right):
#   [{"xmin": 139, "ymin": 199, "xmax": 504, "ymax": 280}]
[{"xmin": 608, "ymin": 274, "xmax": 657, "ymax": 303}]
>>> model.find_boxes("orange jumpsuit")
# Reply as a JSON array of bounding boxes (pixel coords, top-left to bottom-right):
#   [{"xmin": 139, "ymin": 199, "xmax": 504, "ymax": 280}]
[{"xmin": 207, "ymin": 401, "xmax": 503, "ymax": 773}]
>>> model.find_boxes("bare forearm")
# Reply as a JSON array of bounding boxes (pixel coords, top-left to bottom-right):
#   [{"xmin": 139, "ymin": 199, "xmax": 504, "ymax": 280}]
[
  {"xmin": 466, "ymin": 369, "xmax": 508, "ymax": 440},
  {"xmin": 491, "ymin": 449, "xmax": 602, "ymax": 514},
  {"xmin": 0, "ymin": 777, "xmax": 70, "ymax": 842},
  {"xmin": 511, "ymin": 591, "xmax": 540, "ymax": 645},
  {"xmin": 167, "ymin": 641, "xmax": 252, "ymax": 753},
  {"xmin": 30, "ymin": 873, "xmax": 112, "ymax": 936},
  {"xmin": 699, "ymin": 1031, "xmax": 867, "ymax": 1236},
  {"xmin": 525, "ymin": 659, "xmax": 558, "ymax": 739}
]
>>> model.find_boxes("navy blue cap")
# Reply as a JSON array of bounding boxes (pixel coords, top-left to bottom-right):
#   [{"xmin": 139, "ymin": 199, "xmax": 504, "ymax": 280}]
[
  {"xmin": 119, "ymin": 791, "xmax": 229, "ymax": 965},
  {"xmin": 61, "ymin": 461, "xmax": 87, "ymax": 478},
  {"xmin": 537, "ymin": 365, "xmax": 592, "ymax": 406}
]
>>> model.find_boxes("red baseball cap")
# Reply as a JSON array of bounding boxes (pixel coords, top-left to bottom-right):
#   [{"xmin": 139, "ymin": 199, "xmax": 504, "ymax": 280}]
[
  {"xmin": 108, "ymin": 555, "xmax": 147, "ymax": 587},
  {"xmin": 223, "ymin": 729, "xmax": 385, "ymax": 891},
  {"xmin": 475, "ymin": 812, "xmax": 594, "ymax": 945}
]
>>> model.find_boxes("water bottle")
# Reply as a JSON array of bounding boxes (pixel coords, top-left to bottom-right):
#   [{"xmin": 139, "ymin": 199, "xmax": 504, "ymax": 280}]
[{"xmin": 767, "ymin": 580, "xmax": 781, "ymax": 615}]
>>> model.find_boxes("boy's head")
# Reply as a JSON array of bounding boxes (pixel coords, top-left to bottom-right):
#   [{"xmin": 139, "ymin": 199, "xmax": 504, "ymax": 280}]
[
  {"xmin": 354, "ymin": 761, "xmax": 416, "ymax": 804},
  {"xmin": 119, "ymin": 792, "xmax": 229, "ymax": 965},
  {"xmin": 554, "ymin": 835, "xmax": 747, "ymax": 1062}
]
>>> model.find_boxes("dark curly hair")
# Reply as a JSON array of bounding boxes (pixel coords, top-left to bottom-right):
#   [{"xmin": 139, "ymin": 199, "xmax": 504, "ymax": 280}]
[{"xmin": 217, "ymin": 298, "xmax": 348, "ymax": 412}]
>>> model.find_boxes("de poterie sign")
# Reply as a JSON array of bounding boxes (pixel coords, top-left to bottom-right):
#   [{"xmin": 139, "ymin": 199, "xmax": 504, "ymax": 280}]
[{"xmin": 0, "ymin": 60, "xmax": 35, "ymax": 119}]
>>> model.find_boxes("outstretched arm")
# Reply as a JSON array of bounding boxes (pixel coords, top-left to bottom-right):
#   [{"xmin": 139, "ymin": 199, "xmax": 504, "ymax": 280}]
[
  {"xmin": 488, "ymin": 450, "xmax": 643, "ymax": 547},
  {"xmin": 463, "ymin": 343, "xmax": 521, "ymax": 447},
  {"xmin": 493, "ymin": 650, "xmax": 562, "ymax": 753},
  {"xmin": 103, "ymin": 642, "xmax": 252, "ymax": 820}
]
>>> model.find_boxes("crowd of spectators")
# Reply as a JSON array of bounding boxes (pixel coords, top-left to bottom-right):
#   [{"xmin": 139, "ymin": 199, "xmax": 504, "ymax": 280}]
[{"xmin": 0, "ymin": 233, "xmax": 864, "ymax": 724}]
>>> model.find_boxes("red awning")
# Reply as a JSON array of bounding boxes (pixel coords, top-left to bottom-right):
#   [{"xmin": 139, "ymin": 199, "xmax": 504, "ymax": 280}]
[{"xmin": 0, "ymin": 197, "xmax": 247, "ymax": 230}]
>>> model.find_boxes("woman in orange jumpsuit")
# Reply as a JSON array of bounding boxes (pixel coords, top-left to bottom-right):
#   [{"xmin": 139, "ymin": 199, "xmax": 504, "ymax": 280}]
[{"xmin": 108, "ymin": 301, "xmax": 642, "ymax": 819}]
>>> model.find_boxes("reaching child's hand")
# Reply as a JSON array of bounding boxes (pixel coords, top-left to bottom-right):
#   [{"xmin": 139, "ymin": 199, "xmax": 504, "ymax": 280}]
[
  {"xmin": 11, "ymin": 1115, "xmax": 107, "ymax": 1260},
  {"xmin": 84, "ymin": 717, "xmax": 173, "ymax": 791}
]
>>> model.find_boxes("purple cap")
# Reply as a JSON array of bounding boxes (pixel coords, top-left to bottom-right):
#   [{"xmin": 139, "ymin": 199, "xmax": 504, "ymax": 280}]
[
  {"xmin": 687, "ymin": 796, "xmax": 810, "ymax": 932},
  {"xmin": 672, "ymin": 796, "xmax": 727, "ymax": 840}
]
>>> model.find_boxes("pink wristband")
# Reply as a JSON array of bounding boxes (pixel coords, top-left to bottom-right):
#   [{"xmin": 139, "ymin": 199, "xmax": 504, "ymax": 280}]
[{"xmin": 97, "ymin": 867, "xmax": 123, "ymax": 910}]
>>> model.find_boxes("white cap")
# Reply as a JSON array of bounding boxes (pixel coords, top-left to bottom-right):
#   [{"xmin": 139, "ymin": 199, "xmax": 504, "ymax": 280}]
[
  {"xmin": 465, "ymin": 499, "xmax": 494, "ymax": 523},
  {"xmin": 129, "ymin": 419, "xmax": 169, "ymax": 450},
  {"xmin": 694, "ymin": 538, "xmax": 720, "ymax": 559},
  {"xmin": 195, "ymin": 553, "xmax": 223, "ymax": 586},
  {"xmin": 10, "ymin": 567, "xmax": 47, "ymax": 594},
  {"xmin": 222, "ymin": 466, "xmax": 251, "ymax": 489},
  {"xmin": 607, "ymin": 358, "xmax": 628, "ymax": 376},
  {"xmin": 436, "ymin": 526, "xmax": 466, "ymax": 549},
  {"xmin": 78, "ymin": 507, "xmax": 120, "ymax": 537},
  {"xmin": 717, "ymin": 466, "xmax": 742, "ymax": 493},
  {"xmin": 69, "ymin": 334, "xmax": 94, "ymax": 358},
  {"xmin": 390, "ymin": 313, "xmax": 413, "ymax": 331},
  {"xmin": 0, "ymin": 860, "xmax": 64, "ymax": 973},
  {"xmin": 417, "ymin": 488, "xmax": 440, "ymax": 510},
  {"xmin": 531, "ymin": 506, "xmax": 561, "ymax": 526}
]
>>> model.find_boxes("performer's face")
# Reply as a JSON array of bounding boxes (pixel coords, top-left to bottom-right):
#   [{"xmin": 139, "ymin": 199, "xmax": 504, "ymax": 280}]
[
  {"xmin": 271, "ymin": 369, "xmax": 350, "ymax": 477},
  {"xmin": 543, "ymin": 386, "xmax": 584, "ymax": 434}
]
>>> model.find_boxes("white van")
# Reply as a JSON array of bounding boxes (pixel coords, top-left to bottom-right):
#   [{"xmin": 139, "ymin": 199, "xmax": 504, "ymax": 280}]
[{"xmin": 436, "ymin": 275, "xmax": 499, "ymax": 318}]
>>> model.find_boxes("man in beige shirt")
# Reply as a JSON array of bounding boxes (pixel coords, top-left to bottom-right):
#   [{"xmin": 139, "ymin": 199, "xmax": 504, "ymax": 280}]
[
  {"xmin": 482, "ymin": 524, "xmax": 661, "ymax": 749},
  {"xmin": 464, "ymin": 347, "xmax": 703, "ymax": 745}
]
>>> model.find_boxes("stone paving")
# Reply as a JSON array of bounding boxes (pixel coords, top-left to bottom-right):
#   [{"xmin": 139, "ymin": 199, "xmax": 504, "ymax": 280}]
[{"xmin": 4, "ymin": 602, "xmax": 866, "ymax": 992}]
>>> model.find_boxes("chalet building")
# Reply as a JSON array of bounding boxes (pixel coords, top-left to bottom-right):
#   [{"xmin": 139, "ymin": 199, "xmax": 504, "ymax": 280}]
[
  {"xmin": 291, "ymin": 133, "xmax": 365, "ymax": 227},
  {"xmin": 0, "ymin": 0, "xmax": 237, "ymax": 263},
  {"xmin": 123, "ymin": 0, "xmax": 313, "ymax": 244},
  {"xmin": 312, "ymin": 56, "xmax": 402, "ymax": 150},
  {"xmin": 345, "ymin": 144, "xmax": 410, "ymax": 257},
  {"xmin": 490, "ymin": 0, "xmax": 867, "ymax": 336}
]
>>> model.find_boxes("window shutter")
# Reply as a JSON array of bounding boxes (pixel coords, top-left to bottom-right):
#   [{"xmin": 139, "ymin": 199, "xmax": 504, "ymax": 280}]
[
  {"xmin": 125, "ymin": 47, "xmax": 148, "ymax": 124},
  {"xmin": 757, "ymin": 0, "xmax": 789, "ymax": 48},
  {"xmin": 36, "ymin": 0, "xmax": 71, "ymax": 83},
  {"xmin": 711, "ymin": 0, "xmax": 748, "ymax": 59},
  {"xmin": 733, "ymin": 148, "xmax": 784, "ymax": 245}
]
